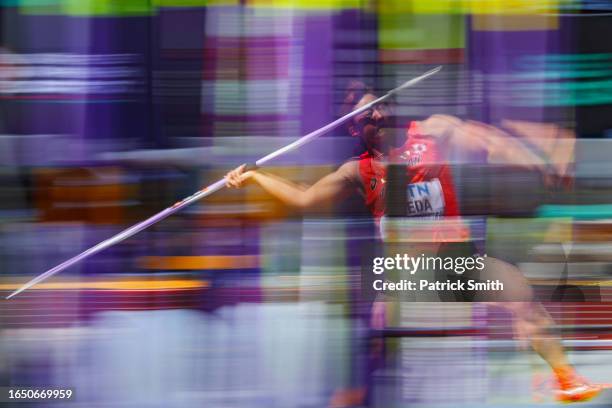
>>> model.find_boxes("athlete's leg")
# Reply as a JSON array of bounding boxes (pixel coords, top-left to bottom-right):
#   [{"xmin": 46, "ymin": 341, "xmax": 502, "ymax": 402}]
[
  {"xmin": 480, "ymin": 257, "xmax": 564, "ymax": 363},
  {"xmin": 480, "ymin": 257, "xmax": 601, "ymax": 402}
]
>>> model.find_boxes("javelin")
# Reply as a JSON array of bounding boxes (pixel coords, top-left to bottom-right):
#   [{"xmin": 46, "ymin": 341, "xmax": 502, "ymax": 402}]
[{"xmin": 6, "ymin": 66, "xmax": 442, "ymax": 299}]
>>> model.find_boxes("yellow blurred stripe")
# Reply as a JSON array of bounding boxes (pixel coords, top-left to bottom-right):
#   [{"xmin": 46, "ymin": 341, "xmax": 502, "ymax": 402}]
[
  {"xmin": 247, "ymin": 0, "xmax": 363, "ymax": 9},
  {"xmin": 138, "ymin": 255, "xmax": 260, "ymax": 270},
  {"xmin": 472, "ymin": 14, "xmax": 558, "ymax": 31},
  {"xmin": 0, "ymin": 279, "xmax": 208, "ymax": 291},
  {"xmin": 153, "ymin": 0, "xmax": 238, "ymax": 6},
  {"xmin": 378, "ymin": 0, "xmax": 561, "ymax": 14},
  {"xmin": 249, "ymin": 0, "xmax": 559, "ymax": 12}
]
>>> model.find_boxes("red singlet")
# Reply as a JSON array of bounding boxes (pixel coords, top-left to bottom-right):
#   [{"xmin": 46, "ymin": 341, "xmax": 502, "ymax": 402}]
[{"xmin": 358, "ymin": 121, "xmax": 468, "ymax": 242}]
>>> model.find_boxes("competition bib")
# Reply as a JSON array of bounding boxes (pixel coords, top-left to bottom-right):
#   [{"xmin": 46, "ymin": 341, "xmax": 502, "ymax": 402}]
[{"xmin": 406, "ymin": 179, "xmax": 445, "ymax": 217}]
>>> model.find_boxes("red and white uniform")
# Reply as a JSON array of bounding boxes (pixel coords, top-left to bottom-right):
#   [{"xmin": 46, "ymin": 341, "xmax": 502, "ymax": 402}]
[{"xmin": 358, "ymin": 121, "xmax": 469, "ymax": 242}]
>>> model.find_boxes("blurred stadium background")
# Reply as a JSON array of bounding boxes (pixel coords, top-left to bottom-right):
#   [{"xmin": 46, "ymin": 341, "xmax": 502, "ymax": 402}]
[{"xmin": 1, "ymin": 0, "xmax": 612, "ymax": 407}]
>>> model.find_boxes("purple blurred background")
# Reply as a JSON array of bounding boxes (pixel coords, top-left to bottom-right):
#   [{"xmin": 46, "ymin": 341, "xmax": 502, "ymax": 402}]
[{"xmin": 1, "ymin": 1, "xmax": 612, "ymax": 407}]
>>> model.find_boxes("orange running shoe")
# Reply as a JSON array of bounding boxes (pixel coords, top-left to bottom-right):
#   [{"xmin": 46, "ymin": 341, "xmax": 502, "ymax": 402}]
[
  {"xmin": 554, "ymin": 366, "xmax": 602, "ymax": 403},
  {"xmin": 328, "ymin": 388, "xmax": 366, "ymax": 408}
]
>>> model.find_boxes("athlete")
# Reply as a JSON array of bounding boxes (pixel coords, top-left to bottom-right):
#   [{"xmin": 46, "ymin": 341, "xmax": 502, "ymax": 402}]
[{"xmin": 225, "ymin": 81, "xmax": 602, "ymax": 404}]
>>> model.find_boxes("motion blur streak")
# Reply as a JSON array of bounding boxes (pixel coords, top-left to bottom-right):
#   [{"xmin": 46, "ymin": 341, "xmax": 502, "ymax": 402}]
[
  {"xmin": 0, "ymin": 1, "xmax": 611, "ymax": 407},
  {"xmin": 0, "ymin": 278, "xmax": 208, "ymax": 291}
]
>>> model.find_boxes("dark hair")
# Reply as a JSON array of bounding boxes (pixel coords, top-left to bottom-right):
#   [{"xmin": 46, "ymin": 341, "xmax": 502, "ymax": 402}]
[
  {"xmin": 339, "ymin": 80, "xmax": 375, "ymax": 139},
  {"xmin": 340, "ymin": 80, "xmax": 374, "ymax": 119}
]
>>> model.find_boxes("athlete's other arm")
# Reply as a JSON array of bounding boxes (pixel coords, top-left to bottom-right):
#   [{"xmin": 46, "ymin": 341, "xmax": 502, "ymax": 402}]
[
  {"xmin": 225, "ymin": 161, "xmax": 360, "ymax": 210},
  {"xmin": 419, "ymin": 114, "xmax": 547, "ymax": 170}
]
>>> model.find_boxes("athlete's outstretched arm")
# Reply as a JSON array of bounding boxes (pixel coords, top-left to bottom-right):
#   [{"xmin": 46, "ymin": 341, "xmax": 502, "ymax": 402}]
[
  {"xmin": 419, "ymin": 114, "xmax": 548, "ymax": 170},
  {"xmin": 225, "ymin": 161, "xmax": 359, "ymax": 210}
]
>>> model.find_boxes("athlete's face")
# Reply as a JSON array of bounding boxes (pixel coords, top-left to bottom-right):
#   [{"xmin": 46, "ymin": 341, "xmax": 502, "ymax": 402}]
[{"xmin": 351, "ymin": 93, "xmax": 393, "ymax": 152}]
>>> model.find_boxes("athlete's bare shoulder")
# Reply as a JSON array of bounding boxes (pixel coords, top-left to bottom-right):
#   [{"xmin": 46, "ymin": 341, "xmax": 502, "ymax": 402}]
[
  {"xmin": 335, "ymin": 158, "xmax": 361, "ymax": 188},
  {"xmin": 418, "ymin": 114, "xmax": 463, "ymax": 141}
]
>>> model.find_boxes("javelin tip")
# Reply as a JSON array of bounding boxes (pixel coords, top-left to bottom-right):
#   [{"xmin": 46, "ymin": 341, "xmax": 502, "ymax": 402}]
[
  {"xmin": 6, "ymin": 280, "xmax": 34, "ymax": 299},
  {"xmin": 393, "ymin": 66, "xmax": 443, "ymax": 94},
  {"xmin": 6, "ymin": 289, "xmax": 20, "ymax": 300},
  {"xmin": 6, "ymin": 269, "xmax": 55, "ymax": 299}
]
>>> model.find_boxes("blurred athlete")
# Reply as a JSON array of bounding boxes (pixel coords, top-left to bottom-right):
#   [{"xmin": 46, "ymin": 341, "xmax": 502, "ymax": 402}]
[{"xmin": 226, "ymin": 81, "xmax": 601, "ymax": 404}]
